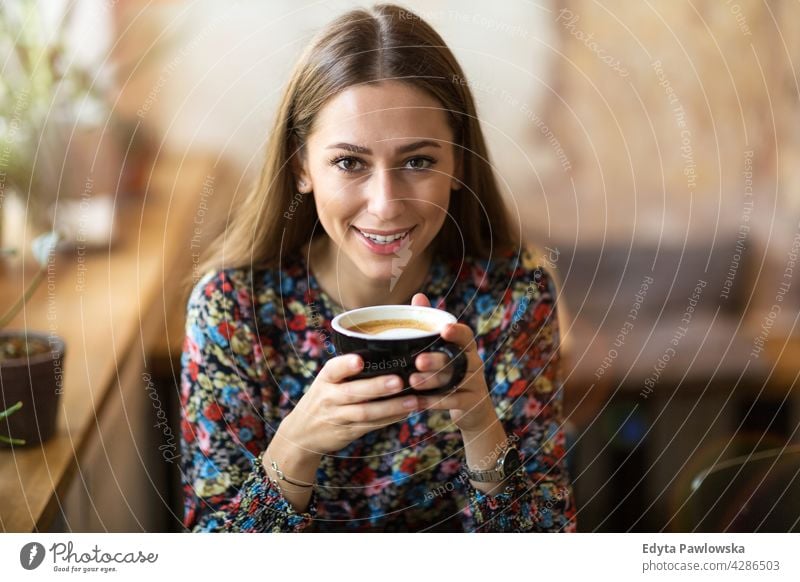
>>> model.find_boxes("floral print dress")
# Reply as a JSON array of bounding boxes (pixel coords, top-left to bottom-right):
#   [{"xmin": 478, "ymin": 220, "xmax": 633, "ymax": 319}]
[{"xmin": 180, "ymin": 244, "xmax": 577, "ymax": 532}]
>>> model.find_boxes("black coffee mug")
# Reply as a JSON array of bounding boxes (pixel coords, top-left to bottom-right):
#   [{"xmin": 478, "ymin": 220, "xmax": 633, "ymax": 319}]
[{"xmin": 331, "ymin": 305, "xmax": 468, "ymax": 398}]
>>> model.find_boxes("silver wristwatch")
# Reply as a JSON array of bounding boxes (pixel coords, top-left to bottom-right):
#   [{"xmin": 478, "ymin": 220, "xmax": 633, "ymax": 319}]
[{"xmin": 464, "ymin": 445, "xmax": 522, "ymax": 483}]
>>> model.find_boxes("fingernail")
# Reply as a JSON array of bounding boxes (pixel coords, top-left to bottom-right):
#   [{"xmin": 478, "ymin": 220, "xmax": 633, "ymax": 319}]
[
  {"xmin": 403, "ymin": 397, "xmax": 417, "ymax": 409},
  {"xmin": 386, "ymin": 376, "xmax": 402, "ymax": 390},
  {"xmin": 351, "ymin": 355, "xmax": 362, "ymax": 370}
]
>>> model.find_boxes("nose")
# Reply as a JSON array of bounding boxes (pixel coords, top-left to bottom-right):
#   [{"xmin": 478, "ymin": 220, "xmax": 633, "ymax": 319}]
[{"xmin": 365, "ymin": 167, "xmax": 405, "ymax": 221}]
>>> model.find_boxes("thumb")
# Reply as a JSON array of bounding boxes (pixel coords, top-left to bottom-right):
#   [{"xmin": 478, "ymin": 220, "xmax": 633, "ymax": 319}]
[{"xmin": 411, "ymin": 292, "xmax": 431, "ymax": 307}]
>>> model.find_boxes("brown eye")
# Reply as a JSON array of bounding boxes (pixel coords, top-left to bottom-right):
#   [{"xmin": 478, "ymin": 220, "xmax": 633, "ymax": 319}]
[
  {"xmin": 333, "ymin": 157, "xmax": 364, "ymax": 173},
  {"xmin": 405, "ymin": 157, "xmax": 434, "ymax": 170}
]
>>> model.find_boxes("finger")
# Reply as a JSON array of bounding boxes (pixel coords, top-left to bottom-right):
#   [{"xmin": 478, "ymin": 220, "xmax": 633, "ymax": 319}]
[
  {"xmin": 337, "ymin": 374, "xmax": 405, "ymax": 403},
  {"xmin": 411, "ymin": 293, "xmax": 431, "ymax": 307},
  {"xmin": 320, "ymin": 354, "xmax": 363, "ymax": 384},
  {"xmin": 409, "ymin": 368, "xmax": 454, "ymax": 390},
  {"xmin": 409, "ymin": 352, "xmax": 454, "ymax": 390},
  {"xmin": 354, "ymin": 411, "xmax": 411, "ymax": 431},
  {"xmin": 341, "ymin": 393, "xmax": 419, "ymax": 424},
  {"xmin": 440, "ymin": 323, "xmax": 478, "ymax": 353},
  {"xmin": 415, "ymin": 352, "xmax": 450, "ymax": 372},
  {"xmin": 409, "ymin": 349, "xmax": 459, "ymax": 390},
  {"xmin": 417, "ymin": 391, "xmax": 463, "ymax": 411}
]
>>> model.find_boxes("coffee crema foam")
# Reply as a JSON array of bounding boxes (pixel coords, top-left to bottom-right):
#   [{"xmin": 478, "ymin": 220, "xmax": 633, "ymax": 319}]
[{"xmin": 344, "ymin": 318, "xmax": 437, "ymax": 337}]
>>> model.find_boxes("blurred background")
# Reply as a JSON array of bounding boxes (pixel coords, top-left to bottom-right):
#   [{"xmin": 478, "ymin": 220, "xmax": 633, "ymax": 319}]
[{"xmin": 1, "ymin": 0, "xmax": 798, "ymax": 532}]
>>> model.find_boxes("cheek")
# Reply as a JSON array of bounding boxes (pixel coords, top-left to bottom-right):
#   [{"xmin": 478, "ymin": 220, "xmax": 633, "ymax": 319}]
[
  {"xmin": 408, "ymin": 196, "xmax": 449, "ymax": 240},
  {"xmin": 309, "ymin": 162, "xmax": 364, "ymax": 209},
  {"xmin": 416, "ymin": 179, "xmax": 452, "ymax": 218},
  {"xmin": 311, "ymin": 188, "xmax": 365, "ymax": 237}
]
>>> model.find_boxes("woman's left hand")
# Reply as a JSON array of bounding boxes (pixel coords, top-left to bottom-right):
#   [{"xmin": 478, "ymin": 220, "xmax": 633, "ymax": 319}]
[{"xmin": 409, "ymin": 293, "xmax": 499, "ymax": 434}]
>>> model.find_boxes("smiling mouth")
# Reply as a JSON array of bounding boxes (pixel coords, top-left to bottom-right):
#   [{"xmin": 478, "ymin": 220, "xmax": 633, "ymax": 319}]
[{"xmin": 352, "ymin": 226, "xmax": 415, "ymax": 244}]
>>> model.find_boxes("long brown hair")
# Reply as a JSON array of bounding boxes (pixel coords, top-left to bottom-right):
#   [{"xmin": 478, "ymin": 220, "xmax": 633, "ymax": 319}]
[{"xmin": 198, "ymin": 3, "xmax": 518, "ymax": 276}]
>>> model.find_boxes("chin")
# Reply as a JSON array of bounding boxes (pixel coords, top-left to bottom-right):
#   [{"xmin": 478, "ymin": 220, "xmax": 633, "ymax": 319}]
[{"xmin": 353, "ymin": 259, "xmax": 398, "ymax": 282}]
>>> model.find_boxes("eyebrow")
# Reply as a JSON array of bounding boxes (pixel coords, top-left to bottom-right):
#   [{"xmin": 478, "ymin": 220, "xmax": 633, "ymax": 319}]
[{"xmin": 325, "ymin": 140, "xmax": 442, "ymax": 155}]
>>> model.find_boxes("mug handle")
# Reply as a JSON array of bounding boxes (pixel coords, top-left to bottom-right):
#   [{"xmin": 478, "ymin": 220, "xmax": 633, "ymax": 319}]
[{"xmin": 415, "ymin": 341, "xmax": 468, "ymax": 394}]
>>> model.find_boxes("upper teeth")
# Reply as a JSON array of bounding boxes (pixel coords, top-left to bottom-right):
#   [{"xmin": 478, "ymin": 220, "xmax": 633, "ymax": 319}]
[{"xmin": 359, "ymin": 229, "xmax": 409, "ymax": 243}]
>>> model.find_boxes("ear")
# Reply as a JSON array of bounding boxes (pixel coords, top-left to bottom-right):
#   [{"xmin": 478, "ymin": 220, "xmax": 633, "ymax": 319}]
[
  {"xmin": 451, "ymin": 148, "xmax": 463, "ymax": 191},
  {"xmin": 290, "ymin": 140, "xmax": 312, "ymax": 193}
]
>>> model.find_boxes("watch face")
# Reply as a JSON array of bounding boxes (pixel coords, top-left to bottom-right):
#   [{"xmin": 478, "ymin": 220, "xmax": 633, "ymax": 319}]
[{"xmin": 503, "ymin": 447, "xmax": 522, "ymax": 475}]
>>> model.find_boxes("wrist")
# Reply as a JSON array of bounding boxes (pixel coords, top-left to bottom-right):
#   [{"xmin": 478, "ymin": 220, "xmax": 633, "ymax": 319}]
[
  {"xmin": 460, "ymin": 413, "xmax": 516, "ymax": 495},
  {"xmin": 464, "ymin": 442, "xmax": 522, "ymax": 486},
  {"xmin": 272, "ymin": 415, "xmax": 324, "ymax": 466},
  {"xmin": 280, "ymin": 411, "xmax": 322, "ymax": 452},
  {"xmin": 263, "ymin": 439, "xmax": 322, "ymax": 495},
  {"xmin": 459, "ymin": 402, "xmax": 501, "ymax": 441}
]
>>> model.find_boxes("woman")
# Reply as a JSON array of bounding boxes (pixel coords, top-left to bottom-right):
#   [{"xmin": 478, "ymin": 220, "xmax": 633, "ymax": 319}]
[{"xmin": 180, "ymin": 4, "xmax": 576, "ymax": 532}]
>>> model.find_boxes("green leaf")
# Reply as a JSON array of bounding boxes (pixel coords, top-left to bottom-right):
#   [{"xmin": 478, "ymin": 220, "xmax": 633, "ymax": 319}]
[
  {"xmin": 0, "ymin": 434, "xmax": 27, "ymax": 446},
  {"xmin": 0, "ymin": 400, "xmax": 23, "ymax": 420}
]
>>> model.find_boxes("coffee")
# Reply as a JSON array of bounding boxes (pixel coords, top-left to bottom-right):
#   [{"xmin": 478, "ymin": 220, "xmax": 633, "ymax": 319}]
[
  {"xmin": 331, "ymin": 304, "xmax": 468, "ymax": 397},
  {"xmin": 344, "ymin": 318, "xmax": 437, "ymax": 337}
]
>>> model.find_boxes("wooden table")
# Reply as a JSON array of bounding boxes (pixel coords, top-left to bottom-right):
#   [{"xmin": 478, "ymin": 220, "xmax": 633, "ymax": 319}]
[{"xmin": 0, "ymin": 153, "xmax": 220, "ymax": 532}]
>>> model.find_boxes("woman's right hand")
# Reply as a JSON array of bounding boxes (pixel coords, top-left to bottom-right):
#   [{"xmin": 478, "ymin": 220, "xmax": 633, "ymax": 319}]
[{"xmin": 278, "ymin": 353, "xmax": 419, "ymax": 455}]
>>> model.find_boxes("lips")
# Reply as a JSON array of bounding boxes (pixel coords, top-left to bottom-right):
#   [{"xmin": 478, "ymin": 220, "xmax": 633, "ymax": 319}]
[
  {"xmin": 352, "ymin": 225, "xmax": 415, "ymax": 254},
  {"xmin": 354, "ymin": 227, "xmax": 413, "ymax": 243}
]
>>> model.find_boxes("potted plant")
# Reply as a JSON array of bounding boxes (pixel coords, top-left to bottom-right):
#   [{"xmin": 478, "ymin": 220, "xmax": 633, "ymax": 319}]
[
  {"xmin": 0, "ymin": 232, "xmax": 65, "ymax": 447},
  {"xmin": 0, "ymin": 2, "xmax": 114, "ymax": 447}
]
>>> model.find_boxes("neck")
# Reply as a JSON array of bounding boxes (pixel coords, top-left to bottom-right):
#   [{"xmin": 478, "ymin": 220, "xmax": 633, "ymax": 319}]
[{"xmin": 306, "ymin": 236, "xmax": 434, "ymax": 310}]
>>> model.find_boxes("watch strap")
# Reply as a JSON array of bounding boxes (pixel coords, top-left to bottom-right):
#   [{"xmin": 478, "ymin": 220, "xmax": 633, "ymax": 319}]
[
  {"xmin": 465, "ymin": 466, "xmax": 504, "ymax": 482},
  {"xmin": 464, "ymin": 445, "xmax": 518, "ymax": 483}
]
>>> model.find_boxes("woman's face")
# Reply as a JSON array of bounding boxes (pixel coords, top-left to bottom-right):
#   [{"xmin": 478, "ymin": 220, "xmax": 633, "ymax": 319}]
[{"xmin": 296, "ymin": 80, "xmax": 461, "ymax": 282}]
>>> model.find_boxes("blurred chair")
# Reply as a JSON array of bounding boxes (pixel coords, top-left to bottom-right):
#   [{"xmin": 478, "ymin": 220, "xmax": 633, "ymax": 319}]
[{"xmin": 673, "ymin": 444, "xmax": 800, "ymax": 532}]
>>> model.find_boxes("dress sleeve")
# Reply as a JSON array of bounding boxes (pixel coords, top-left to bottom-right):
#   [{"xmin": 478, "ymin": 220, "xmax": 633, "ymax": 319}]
[
  {"xmin": 180, "ymin": 270, "xmax": 317, "ymax": 532},
  {"xmin": 458, "ymin": 259, "xmax": 577, "ymax": 532}
]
